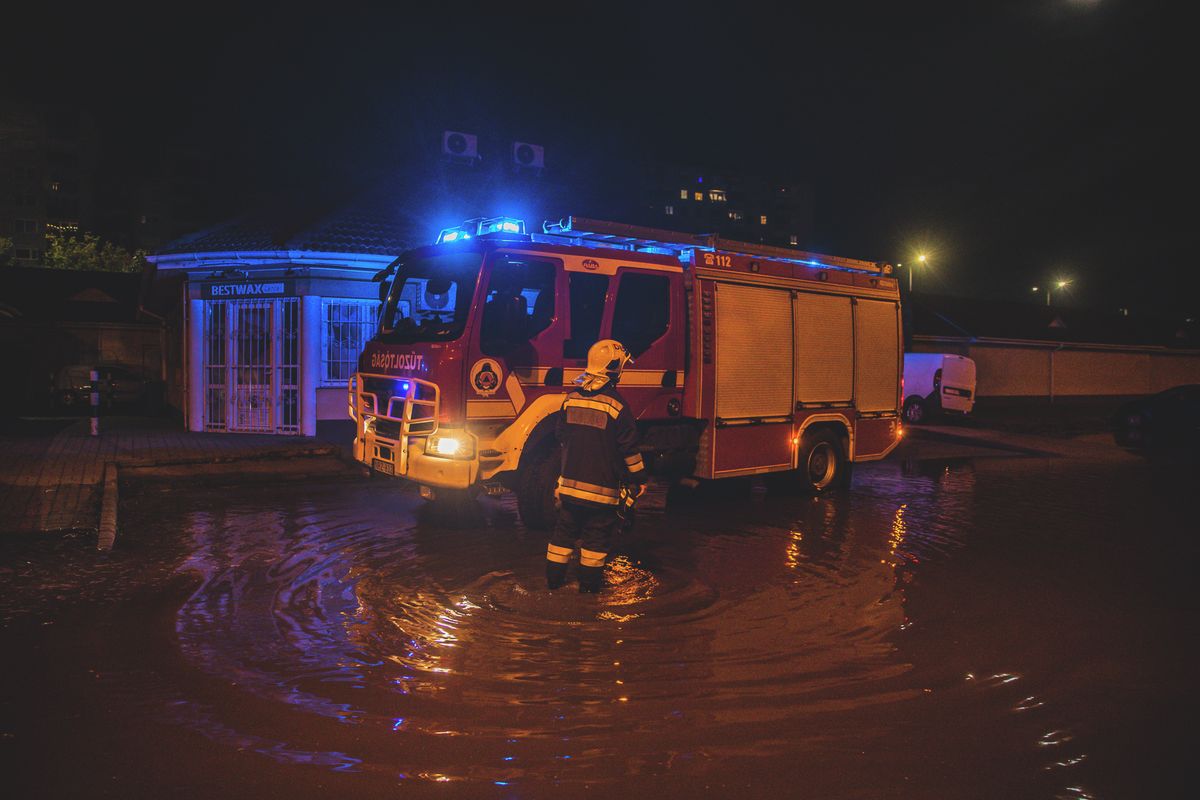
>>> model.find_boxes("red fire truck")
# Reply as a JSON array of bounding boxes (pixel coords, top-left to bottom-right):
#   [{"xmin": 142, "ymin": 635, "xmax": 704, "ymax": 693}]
[{"xmin": 350, "ymin": 216, "xmax": 903, "ymax": 528}]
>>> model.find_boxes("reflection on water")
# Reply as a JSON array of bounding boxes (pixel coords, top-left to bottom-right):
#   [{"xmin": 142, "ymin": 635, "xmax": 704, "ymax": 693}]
[{"xmin": 147, "ymin": 455, "xmax": 1113, "ymax": 796}]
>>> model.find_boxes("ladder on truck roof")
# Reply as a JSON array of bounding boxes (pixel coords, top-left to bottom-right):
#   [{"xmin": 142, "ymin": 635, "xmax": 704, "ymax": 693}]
[{"xmin": 541, "ymin": 216, "xmax": 887, "ymax": 275}]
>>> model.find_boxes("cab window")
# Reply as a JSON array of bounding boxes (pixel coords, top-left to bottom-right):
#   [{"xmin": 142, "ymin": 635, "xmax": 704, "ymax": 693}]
[
  {"xmin": 564, "ymin": 272, "xmax": 609, "ymax": 359},
  {"xmin": 612, "ymin": 272, "xmax": 670, "ymax": 357},
  {"xmin": 479, "ymin": 255, "xmax": 557, "ymax": 356}
]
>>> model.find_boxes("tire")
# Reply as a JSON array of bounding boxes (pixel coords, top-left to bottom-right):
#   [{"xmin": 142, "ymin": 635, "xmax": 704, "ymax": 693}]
[
  {"xmin": 797, "ymin": 429, "xmax": 847, "ymax": 493},
  {"xmin": 516, "ymin": 446, "xmax": 560, "ymax": 530},
  {"xmin": 902, "ymin": 396, "xmax": 926, "ymax": 425}
]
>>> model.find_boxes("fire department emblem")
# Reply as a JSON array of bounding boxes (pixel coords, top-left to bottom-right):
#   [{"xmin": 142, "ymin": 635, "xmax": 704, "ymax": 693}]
[
  {"xmin": 582, "ymin": 258, "xmax": 599, "ymax": 271},
  {"xmin": 470, "ymin": 358, "xmax": 503, "ymax": 397}
]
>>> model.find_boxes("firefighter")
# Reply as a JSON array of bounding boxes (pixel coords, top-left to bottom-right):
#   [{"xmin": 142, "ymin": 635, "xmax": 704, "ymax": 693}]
[{"xmin": 545, "ymin": 339, "xmax": 647, "ymax": 593}]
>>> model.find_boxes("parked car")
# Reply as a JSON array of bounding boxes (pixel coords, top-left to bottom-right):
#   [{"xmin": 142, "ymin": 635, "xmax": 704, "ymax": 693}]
[
  {"xmin": 1112, "ymin": 385, "xmax": 1200, "ymax": 459},
  {"xmin": 902, "ymin": 353, "xmax": 977, "ymax": 424},
  {"xmin": 52, "ymin": 364, "xmax": 158, "ymax": 412}
]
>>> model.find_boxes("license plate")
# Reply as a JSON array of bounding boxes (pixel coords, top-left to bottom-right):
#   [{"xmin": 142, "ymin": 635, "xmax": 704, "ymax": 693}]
[{"xmin": 372, "ymin": 458, "xmax": 395, "ymax": 476}]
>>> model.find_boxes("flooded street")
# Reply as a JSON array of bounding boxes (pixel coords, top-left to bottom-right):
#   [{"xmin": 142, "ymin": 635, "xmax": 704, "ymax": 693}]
[{"xmin": 2, "ymin": 454, "xmax": 1196, "ymax": 799}]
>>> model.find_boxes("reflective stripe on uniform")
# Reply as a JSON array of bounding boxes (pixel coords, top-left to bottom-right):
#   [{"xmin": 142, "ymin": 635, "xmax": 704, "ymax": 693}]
[
  {"xmin": 624, "ymin": 453, "xmax": 645, "ymax": 472},
  {"xmin": 557, "ymin": 476, "xmax": 620, "ymax": 505},
  {"xmin": 580, "ymin": 548, "xmax": 607, "ymax": 567},
  {"xmin": 563, "ymin": 397, "xmax": 621, "ymax": 419},
  {"xmin": 546, "ymin": 543, "xmax": 573, "ymax": 564}
]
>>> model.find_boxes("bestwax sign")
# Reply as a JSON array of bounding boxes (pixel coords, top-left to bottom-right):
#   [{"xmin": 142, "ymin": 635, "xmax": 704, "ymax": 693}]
[{"xmin": 202, "ymin": 279, "xmax": 295, "ymax": 300}]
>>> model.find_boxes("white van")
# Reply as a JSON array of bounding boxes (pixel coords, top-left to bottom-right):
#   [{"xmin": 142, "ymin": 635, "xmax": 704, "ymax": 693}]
[{"xmin": 902, "ymin": 353, "xmax": 977, "ymax": 423}]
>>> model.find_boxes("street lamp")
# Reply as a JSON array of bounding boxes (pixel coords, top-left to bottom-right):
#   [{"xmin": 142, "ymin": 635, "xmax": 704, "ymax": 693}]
[
  {"xmin": 908, "ymin": 253, "xmax": 927, "ymax": 293},
  {"xmin": 1048, "ymin": 278, "xmax": 1072, "ymax": 306},
  {"xmin": 1035, "ymin": 279, "xmax": 1072, "ymax": 306}
]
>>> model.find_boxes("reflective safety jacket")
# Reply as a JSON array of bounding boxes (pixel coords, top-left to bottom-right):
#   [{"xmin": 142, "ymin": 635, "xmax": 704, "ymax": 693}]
[{"xmin": 555, "ymin": 383, "xmax": 646, "ymax": 507}]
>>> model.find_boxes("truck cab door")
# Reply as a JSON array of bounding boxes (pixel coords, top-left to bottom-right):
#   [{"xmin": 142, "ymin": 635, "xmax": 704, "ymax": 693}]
[
  {"xmin": 466, "ymin": 252, "xmax": 564, "ymax": 421},
  {"xmin": 607, "ymin": 266, "xmax": 685, "ymax": 419}
]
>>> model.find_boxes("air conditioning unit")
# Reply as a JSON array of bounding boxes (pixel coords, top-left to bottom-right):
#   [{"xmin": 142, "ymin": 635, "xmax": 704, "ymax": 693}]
[
  {"xmin": 442, "ymin": 131, "xmax": 479, "ymax": 160},
  {"xmin": 512, "ymin": 141, "xmax": 545, "ymax": 170}
]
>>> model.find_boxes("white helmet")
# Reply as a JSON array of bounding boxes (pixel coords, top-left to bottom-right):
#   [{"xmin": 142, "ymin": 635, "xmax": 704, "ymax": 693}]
[{"xmin": 576, "ymin": 339, "xmax": 633, "ymax": 391}]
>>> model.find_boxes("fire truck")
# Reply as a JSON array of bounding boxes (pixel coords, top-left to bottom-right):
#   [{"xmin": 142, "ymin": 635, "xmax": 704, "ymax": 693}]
[{"xmin": 350, "ymin": 216, "xmax": 903, "ymax": 528}]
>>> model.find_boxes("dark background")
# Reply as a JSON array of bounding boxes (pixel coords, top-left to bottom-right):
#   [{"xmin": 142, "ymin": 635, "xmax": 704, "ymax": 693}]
[{"xmin": 2, "ymin": 0, "xmax": 1190, "ymax": 317}]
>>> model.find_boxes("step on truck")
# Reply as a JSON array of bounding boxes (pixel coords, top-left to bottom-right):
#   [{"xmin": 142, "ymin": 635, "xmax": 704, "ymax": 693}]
[{"xmin": 350, "ymin": 216, "xmax": 904, "ymax": 528}]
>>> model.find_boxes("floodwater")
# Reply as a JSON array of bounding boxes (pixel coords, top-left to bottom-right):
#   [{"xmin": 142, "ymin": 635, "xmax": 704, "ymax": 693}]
[{"xmin": 1, "ymin": 455, "xmax": 1196, "ymax": 799}]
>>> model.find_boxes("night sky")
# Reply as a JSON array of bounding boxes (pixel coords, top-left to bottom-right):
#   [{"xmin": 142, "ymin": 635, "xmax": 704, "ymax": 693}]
[{"xmin": 5, "ymin": 0, "xmax": 1190, "ymax": 317}]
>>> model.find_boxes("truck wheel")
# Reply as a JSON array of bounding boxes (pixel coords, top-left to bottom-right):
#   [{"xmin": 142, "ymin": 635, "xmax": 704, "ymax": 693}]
[
  {"xmin": 798, "ymin": 429, "xmax": 847, "ymax": 493},
  {"xmin": 902, "ymin": 397, "xmax": 926, "ymax": 425},
  {"xmin": 517, "ymin": 446, "xmax": 559, "ymax": 531}
]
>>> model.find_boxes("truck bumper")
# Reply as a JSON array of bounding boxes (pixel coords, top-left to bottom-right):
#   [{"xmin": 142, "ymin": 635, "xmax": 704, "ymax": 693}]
[
  {"xmin": 356, "ymin": 426, "xmax": 479, "ymax": 490},
  {"xmin": 349, "ymin": 372, "xmax": 479, "ymax": 491}
]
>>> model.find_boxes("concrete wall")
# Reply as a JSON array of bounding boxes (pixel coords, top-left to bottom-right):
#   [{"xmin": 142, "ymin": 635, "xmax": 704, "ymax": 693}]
[{"xmin": 911, "ymin": 338, "xmax": 1200, "ymax": 398}]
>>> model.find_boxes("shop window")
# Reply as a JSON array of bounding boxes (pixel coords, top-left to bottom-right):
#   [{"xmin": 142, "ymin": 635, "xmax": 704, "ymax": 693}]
[
  {"xmin": 323, "ymin": 300, "xmax": 379, "ymax": 385},
  {"xmin": 789, "ymin": 234, "xmax": 798, "ymax": 246},
  {"xmin": 612, "ymin": 272, "xmax": 670, "ymax": 357},
  {"xmin": 708, "ymin": 189, "xmax": 726, "ymax": 202},
  {"xmin": 480, "ymin": 256, "xmax": 557, "ymax": 356},
  {"xmin": 564, "ymin": 272, "xmax": 609, "ymax": 359}
]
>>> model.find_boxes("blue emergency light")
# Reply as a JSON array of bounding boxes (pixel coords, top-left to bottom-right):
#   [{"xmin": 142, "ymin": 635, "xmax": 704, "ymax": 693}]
[{"xmin": 436, "ymin": 216, "xmax": 526, "ymax": 244}]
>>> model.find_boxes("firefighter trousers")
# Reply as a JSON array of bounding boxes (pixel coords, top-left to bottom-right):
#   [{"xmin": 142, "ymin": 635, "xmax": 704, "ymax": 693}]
[{"xmin": 545, "ymin": 499, "xmax": 619, "ymax": 593}]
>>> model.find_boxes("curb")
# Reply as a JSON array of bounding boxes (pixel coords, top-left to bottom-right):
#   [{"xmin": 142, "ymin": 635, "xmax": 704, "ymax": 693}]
[
  {"xmin": 908, "ymin": 427, "xmax": 1055, "ymax": 456},
  {"xmin": 98, "ymin": 462, "xmax": 118, "ymax": 551},
  {"xmin": 93, "ymin": 444, "xmax": 349, "ymax": 551}
]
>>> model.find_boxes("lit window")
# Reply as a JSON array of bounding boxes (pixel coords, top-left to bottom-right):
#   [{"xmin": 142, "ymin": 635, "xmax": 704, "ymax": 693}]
[
  {"xmin": 664, "ymin": 205, "xmax": 675, "ymax": 216},
  {"xmin": 679, "ymin": 189, "xmax": 688, "ymax": 200},
  {"xmin": 694, "ymin": 191, "xmax": 703, "ymax": 201},
  {"xmin": 49, "ymin": 181, "xmax": 61, "ymax": 192},
  {"xmin": 789, "ymin": 234, "xmax": 798, "ymax": 246},
  {"xmin": 708, "ymin": 189, "xmax": 726, "ymax": 202},
  {"xmin": 322, "ymin": 300, "xmax": 379, "ymax": 385},
  {"xmin": 728, "ymin": 210, "xmax": 743, "ymax": 221},
  {"xmin": 759, "ymin": 215, "xmax": 768, "ymax": 225}
]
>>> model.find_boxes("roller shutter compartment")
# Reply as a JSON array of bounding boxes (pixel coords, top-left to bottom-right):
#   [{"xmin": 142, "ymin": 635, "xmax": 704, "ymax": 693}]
[
  {"xmin": 715, "ymin": 283, "xmax": 793, "ymax": 419},
  {"xmin": 854, "ymin": 299, "xmax": 900, "ymax": 413},
  {"xmin": 794, "ymin": 293, "xmax": 854, "ymax": 404}
]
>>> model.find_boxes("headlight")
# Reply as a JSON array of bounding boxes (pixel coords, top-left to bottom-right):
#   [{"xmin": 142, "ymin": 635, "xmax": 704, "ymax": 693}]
[{"xmin": 426, "ymin": 432, "xmax": 474, "ymax": 459}]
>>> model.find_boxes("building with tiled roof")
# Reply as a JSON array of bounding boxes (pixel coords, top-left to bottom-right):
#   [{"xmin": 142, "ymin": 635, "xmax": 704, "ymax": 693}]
[{"xmin": 145, "ymin": 188, "xmax": 430, "ymax": 436}]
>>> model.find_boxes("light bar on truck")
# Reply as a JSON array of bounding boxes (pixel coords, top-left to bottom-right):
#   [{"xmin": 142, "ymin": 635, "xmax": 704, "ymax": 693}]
[{"xmin": 436, "ymin": 216, "xmax": 526, "ymax": 244}]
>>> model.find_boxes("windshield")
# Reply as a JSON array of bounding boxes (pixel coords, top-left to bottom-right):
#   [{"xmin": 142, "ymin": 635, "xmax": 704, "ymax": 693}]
[{"xmin": 380, "ymin": 251, "xmax": 482, "ymax": 342}]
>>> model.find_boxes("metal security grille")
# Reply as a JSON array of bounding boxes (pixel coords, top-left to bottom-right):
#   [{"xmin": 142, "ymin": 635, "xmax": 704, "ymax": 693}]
[
  {"xmin": 202, "ymin": 302, "xmax": 227, "ymax": 432},
  {"xmin": 201, "ymin": 297, "xmax": 301, "ymax": 434},
  {"xmin": 277, "ymin": 299, "xmax": 300, "ymax": 434},
  {"xmin": 322, "ymin": 300, "xmax": 378, "ymax": 385}
]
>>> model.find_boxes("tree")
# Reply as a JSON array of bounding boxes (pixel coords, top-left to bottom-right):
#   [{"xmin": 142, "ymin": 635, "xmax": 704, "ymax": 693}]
[{"xmin": 42, "ymin": 232, "xmax": 147, "ymax": 273}]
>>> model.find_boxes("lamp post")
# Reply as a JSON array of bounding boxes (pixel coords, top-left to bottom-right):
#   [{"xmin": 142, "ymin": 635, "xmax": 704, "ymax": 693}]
[
  {"xmin": 908, "ymin": 253, "xmax": 927, "ymax": 293},
  {"xmin": 1034, "ymin": 280, "xmax": 1073, "ymax": 306}
]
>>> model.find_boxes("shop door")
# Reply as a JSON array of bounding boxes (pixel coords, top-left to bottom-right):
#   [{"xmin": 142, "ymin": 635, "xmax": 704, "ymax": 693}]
[
  {"xmin": 202, "ymin": 298, "xmax": 300, "ymax": 434},
  {"xmin": 229, "ymin": 300, "xmax": 273, "ymax": 432}
]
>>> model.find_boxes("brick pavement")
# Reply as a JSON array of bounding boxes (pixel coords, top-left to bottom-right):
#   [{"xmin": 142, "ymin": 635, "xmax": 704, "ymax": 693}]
[{"xmin": 0, "ymin": 416, "xmax": 338, "ymax": 535}]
